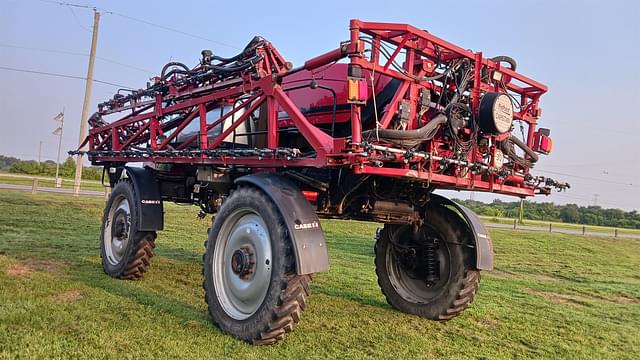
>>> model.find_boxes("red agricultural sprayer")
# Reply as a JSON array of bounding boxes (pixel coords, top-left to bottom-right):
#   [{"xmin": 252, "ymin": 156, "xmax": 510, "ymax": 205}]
[{"xmin": 73, "ymin": 20, "xmax": 568, "ymax": 344}]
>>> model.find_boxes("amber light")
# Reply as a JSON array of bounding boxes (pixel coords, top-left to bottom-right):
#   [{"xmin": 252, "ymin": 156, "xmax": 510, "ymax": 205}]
[
  {"xmin": 347, "ymin": 78, "xmax": 367, "ymax": 104},
  {"xmin": 540, "ymin": 136, "xmax": 553, "ymax": 154},
  {"xmin": 533, "ymin": 131, "xmax": 553, "ymax": 155}
]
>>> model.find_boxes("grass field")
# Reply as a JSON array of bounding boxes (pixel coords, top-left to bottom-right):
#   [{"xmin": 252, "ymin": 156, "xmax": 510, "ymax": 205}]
[{"xmin": 0, "ymin": 190, "xmax": 639, "ymax": 359}]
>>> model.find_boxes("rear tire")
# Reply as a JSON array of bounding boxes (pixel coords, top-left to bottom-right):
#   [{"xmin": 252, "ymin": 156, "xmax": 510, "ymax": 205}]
[
  {"xmin": 100, "ymin": 181, "xmax": 156, "ymax": 280},
  {"xmin": 203, "ymin": 186, "xmax": 311, "ymax": 345},
  {"xmin": 375, "ymin": 204, "xmax": 479, "ymax": 320}
]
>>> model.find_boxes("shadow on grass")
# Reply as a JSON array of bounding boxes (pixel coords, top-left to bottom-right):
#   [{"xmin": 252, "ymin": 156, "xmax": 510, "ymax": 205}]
[
  {"xmin": 0, "ymin": 210, "xmax": 392, "ymax": 320},
  {"xmin": 313, "ymin": 285, "xmax": 389, "ymax": 309},
  {"xmin": 73, "ymin": 257, "xmax": 217, "ymax": 331},
  {"xmin": 0, "ymin": 235, "xmax": 219, "ymax": 332}
]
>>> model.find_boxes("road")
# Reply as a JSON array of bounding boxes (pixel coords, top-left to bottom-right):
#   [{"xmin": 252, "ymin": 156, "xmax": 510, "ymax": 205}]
[
  {"xmin": 485, "ymin": 222, "xmax": 640, "ymax": 240},
  {"xmin": 0, "ymin": 183, "xmax": 105, "ymax": 197}
]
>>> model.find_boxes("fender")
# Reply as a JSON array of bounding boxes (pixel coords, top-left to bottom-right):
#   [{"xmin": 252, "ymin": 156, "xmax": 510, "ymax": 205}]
[
  {"xmin": 116, "ymin": 166, "xmax": 164, "ymax": 231},
  {"xmin": 235, "ymin": 173, "xmax": 329, "ymax": 275},
  {"xmin": 430, "ymin": 194, "xmax": 494, "ymax": 270}
]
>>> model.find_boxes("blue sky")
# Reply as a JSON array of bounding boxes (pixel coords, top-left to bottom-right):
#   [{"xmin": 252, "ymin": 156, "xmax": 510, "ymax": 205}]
[{"xmin": 1, "ymin": 0, "xmax": 638, "ymax": 210}]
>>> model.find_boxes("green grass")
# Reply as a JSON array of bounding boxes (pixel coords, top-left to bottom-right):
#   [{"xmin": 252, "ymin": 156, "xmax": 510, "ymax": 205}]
[
  {"xmin": 0, "ymin": 191, "xmax": 639, "ymax": 359},
  {"xmin": 480, "ymin": 216, "xmax": 640, "ymax": 236},
  {"xmin": 0, "ymin": 173, "xmax": 105, "ymax": 192}
]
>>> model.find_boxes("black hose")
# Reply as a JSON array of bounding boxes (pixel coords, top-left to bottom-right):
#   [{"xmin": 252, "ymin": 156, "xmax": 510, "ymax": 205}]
[
  {"xmin": 207, "ymin": 56, "xmax": 261, "ymax": 73},
  {"xmin": 509, "ymin": 135, "xmax": 538, "ymax": 163},
  {"xmin": 490, "ymin": 56, "xmax": 517, "ymax": 71},
  {"xmin": 362, "ymin": 114, "xmax": 447, "ymax": 147},
  {"xmin": 211, "ymin": 52, "xmax": 248, "ymax": 64},
  {"xmin": 211, "ymin": 37, "xmax": 265, "ymax": 64},
  {"xmin": 162, "ymin": 69, "xmax": 191, "ymax": 80},
  {"xmin": 160, "ymin": 62, "xmax": 192, "ymax": 81},
  {"xmin": 315, "ymin": 84, "xmax": 337, "ymax": 136}
]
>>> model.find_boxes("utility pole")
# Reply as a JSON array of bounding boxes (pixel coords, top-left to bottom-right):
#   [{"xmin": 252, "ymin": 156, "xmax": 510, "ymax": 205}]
[
  {"xmin": 518, "ymin": 198, "xmax": 524, "ymax": 225},
  {"xmin": 53, "ymin": 108, "xmax": 65, "ymax": 187},
  {"xmin": 73, "ymin": 9, "xmax": 100, "ymax": 196},
  {"xmin": 38, "ymin": 141, "xmax": 43, "ymax": 164},
  {"xmin": 593, "ymin": 194, "xmax": 600, "ymax": 207}
]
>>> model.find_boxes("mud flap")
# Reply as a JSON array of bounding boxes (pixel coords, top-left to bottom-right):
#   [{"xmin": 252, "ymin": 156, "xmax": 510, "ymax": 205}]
[
  {"xmin": 235, "ymin": 173, "xmax": 330, "ymax": 275},
  {"xmin": 430, "ymin": 194, "xmax": 494, "ymax": 270},
  {"xmin": 116, "ymin": 166, "xmax": 164, "ymax": 231}
]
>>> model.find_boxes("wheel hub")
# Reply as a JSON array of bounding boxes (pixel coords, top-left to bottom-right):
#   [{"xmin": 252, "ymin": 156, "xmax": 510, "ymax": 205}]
[
  {"xmin": 230, "ymin": 245, "xmax": 256, "ymax": 279},
  {"xmin": 112, "ymin": 209, "xmax": 129, "ymax": 240}
]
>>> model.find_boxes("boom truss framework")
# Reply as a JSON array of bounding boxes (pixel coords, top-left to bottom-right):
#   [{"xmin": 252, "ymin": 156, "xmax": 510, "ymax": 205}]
[{"xmin": 76, "ymin": 20, "xmax": 563, "ymax": 197}]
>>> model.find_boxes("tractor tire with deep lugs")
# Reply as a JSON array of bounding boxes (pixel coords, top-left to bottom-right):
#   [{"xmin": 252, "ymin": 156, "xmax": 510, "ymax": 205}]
[
  {"xmin": 100, "ymin": 181, "xmax": 156, "ymax": 279},
  {"xmin": 203, "ymin": 186, "xmax": 311, "ymax": 345},
  {"xmin": 375, "ymin": 204, "xmax": 479, "ymax": 320}
]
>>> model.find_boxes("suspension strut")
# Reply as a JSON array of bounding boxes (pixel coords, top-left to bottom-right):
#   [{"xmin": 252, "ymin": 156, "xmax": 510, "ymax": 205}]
[{"xmin": 424, "ymin": 238, "xmax": 439, "ymax": 285}]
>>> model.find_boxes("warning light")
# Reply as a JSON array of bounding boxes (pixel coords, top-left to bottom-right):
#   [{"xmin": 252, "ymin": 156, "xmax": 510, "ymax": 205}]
[
  {"xmin": 532, "ymin": 129, "xmax": 553, "ymax": 155},
  {"xmin": 347, "ymin": 78, "xmax": 367, "ymax": 104}
]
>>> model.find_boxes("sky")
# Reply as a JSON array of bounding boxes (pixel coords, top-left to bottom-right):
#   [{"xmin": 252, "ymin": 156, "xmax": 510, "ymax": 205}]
[{"xmin": 0, "ymin": 0, "xmax": 638, "ymax": 210}]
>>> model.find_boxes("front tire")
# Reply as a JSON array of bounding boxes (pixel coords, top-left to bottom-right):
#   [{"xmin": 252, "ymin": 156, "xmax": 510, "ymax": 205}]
[
  {"xmin": 203, "ymin": 186, "xmax": 311, "ymax": 345},
  {"xmin": 100, "ymin": 181, "xmax": 156, "ymax": 280},
  {"xmin": 375, "ymin": 204, "xmax": 479, "ymax": 320}
]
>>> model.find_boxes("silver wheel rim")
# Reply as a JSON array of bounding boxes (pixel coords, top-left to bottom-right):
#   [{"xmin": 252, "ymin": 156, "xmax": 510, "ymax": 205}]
[
  {"xmin": 213, "ymin": 208, "xmax": 272, "ymax": 320},
  {"xmin": 103, "ymin": 194, "xmax": 131, "ymax": 266}
]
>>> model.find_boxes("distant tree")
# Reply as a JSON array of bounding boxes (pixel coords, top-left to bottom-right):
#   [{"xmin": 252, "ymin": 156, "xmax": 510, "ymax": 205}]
[
  {"xmin": 6, "ymin": 155, "xmax": 102, "ymax": 180},
  {"xmin": 560, "ymin": 204, "xmax": 580, "ymax": 223},
  {"xmin": 0, "ymin": 155, "xmax": 21, "ymax": 170},
  {"xmin": 580, "ymin": 213, "xmax": 598, "ymax": 226},
  {"xmin": 454, "ymin": 198, "xmax": 640, "ymax": 229}
]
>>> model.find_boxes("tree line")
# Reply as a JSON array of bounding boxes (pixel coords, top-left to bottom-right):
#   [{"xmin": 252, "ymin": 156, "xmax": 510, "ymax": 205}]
[
  {"xmin": 2, "ymin": 155, "xmax": 638, "ymax": 229},
  {"xmin": 1, "ymin": 155, "xmax": 102, "ymax": 180},
  {"xmin": 453, "ymin": 198, "xmax": 640, "ymax": 229}
]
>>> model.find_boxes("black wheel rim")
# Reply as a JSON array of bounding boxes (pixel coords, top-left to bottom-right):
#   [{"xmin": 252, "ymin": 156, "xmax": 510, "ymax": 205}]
[{"xmin": 386, "ymin": 225, "xmax": 452, "ymax": 304}]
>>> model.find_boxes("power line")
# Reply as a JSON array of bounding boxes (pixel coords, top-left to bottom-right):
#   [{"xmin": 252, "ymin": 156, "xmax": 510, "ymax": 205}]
[
  {"xmin": 106, "ymin": 11, "xmax": 240, "ymax": 50},
  {"xmin": 536, "ymin": 169, "xmax": 637, "ymax": 188},
  {"xmin": 0, "ymin": 65, "xmax": 132, "ymax": 88},
  {"xmin": 37, "ymin": 0, "xmax": 241, "ymax": 50},
  {"xmin": 65, "ymin": 3, "xmax": 92, "ymax": 32},
  {"xmin": 541, "ymin": 160, "xmax": 633, "ymax": 169},
  {"xmin": 0, "ymin": 43, "xmax": 156, "ymax": 75},
  {"xmin": 37, "ymin": 0, "xmax": 91, "ymax": 9},
  {"xmin": 0, "ymin": 43, "xmax": 85, "ymax": 56},
  {"xmin": 96, "ymin": 57, "xmax": 155, "ymax": 75}
]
